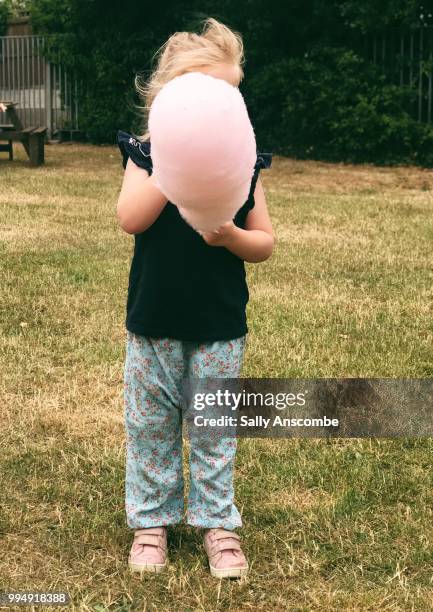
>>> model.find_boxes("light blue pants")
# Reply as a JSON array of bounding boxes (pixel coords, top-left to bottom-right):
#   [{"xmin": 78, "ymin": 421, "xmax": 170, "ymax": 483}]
[{"xmin": 123, "ymin": 331, "xmax": 245, "ymax": 530}]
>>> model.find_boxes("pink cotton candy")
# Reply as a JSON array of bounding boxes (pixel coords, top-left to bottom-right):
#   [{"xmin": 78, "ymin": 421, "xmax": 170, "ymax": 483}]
[{"xmin": 148, "ymin": 71, "xmax": 257, "ymax": 232}]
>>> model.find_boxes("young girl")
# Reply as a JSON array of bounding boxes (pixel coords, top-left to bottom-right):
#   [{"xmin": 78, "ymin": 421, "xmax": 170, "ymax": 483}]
[{"xmin": 116, "ymin": 18, "xmax": 273, "ymax": 579}]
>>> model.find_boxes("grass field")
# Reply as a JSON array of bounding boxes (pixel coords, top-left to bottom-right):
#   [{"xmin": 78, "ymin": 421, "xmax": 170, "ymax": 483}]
[{"xmin": 1, "ymin": 143, "xmax": 432, "ymax": 611}]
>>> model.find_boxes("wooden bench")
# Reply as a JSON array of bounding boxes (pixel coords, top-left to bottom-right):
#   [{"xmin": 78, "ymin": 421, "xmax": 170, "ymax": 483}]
[
  {"xmin": 0, "ymin": 101, "xmax": 47, "ymax": 166},
  {"xmin": 0, "ymin": 123, "xmax": 14, "ymax": 160},
  {"xmin": 0, "ymin": 125, "xmax": 47, "ymax": 166}
]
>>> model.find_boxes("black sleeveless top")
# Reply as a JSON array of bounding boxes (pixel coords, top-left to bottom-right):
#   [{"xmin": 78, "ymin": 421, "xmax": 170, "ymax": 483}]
[{"xmin": 117, "ymin": 130, "xmax": 272, "ymax": 342}]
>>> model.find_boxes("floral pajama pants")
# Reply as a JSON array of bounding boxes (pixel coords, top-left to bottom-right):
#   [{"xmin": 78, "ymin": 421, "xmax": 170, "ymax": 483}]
[{"xmin": 123, "ymin": 330, "xmax": 246, "ymax": 530}]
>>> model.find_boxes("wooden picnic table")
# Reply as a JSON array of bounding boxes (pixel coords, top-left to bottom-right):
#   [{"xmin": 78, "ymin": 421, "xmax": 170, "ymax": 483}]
[{"xmin": 0, "ymin": 101, "xmax": 47, "ymax": 166}]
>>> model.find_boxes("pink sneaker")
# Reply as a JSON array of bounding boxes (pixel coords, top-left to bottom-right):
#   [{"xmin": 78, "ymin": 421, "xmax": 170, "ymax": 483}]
[
  {"xmin": 128, "ymin": 527, "xmax": 168, "ymax": 574},
  {"xmin": 203, "ymin": 528, "xmax": 248, "ymax": 578}
]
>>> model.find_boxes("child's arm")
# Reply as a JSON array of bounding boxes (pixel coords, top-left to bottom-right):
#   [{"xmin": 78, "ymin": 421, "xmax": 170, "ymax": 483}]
[
  {"xmin": 117, "ymin": 157, "xmax": 168, "ymax": 234},
  {"xmin": 201, "ymin": 178, "xmax": 274, "ymax": 263}
]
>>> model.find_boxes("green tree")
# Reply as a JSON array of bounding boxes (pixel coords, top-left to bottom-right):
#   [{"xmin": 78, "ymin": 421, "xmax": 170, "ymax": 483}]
[
  {"xmin": 0, "ymin": 0, "xmax": 10, "ymax": 35},
  {"xmin": 27, "ymin": 0, "xmax": 433, "ymax": 165}
]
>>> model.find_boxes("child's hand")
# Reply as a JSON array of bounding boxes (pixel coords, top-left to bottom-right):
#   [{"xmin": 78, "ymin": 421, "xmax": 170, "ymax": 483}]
[{"xmin": 199, "ymin": 221, "xmax": 238, "ymax": 247}]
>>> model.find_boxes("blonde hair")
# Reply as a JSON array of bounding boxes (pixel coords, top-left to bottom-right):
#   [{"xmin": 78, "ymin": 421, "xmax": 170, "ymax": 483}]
[{"xmin": 134, "ymin": 17, "xmax": 245, "ymax": 141}]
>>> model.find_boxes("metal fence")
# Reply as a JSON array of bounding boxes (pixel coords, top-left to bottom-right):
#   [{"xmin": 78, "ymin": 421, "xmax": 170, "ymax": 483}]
[
  {"xmin": 0, "ymin": 34, "xmax": 80, "ymax": 139},
  {"xmin": 365, "ymin": 25, "xmax": 433, "ymax": 123},
  {"xmin": 2, "ymin": 27, "xmax": 433, "ymax": 139}
]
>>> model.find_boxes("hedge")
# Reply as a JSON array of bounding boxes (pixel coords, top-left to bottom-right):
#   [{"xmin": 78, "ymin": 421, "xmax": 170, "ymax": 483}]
[{"xmin": 27, "ymin": 0, "xmax": 433, "ymax": 166}]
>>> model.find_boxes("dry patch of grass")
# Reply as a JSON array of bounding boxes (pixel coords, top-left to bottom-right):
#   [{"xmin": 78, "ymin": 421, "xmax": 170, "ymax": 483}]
[
  {"xmin": 262, "ymin": 487, "xmax": 336, "ymax": 512},
  {"xmin": 270, "ymin": 154, "xmax": 433, "ymax": 195},
  {"xmin": 1, "ymin": 144, "xmax": 433, "ymax": 610}
]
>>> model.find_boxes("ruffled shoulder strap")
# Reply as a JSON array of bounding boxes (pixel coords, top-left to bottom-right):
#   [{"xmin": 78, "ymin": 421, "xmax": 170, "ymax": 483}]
[
  {"xmin": 244, "ymin": 150, "xmax": 273, "ymax": 209},
  {"xmin": 233, "ymin": 150, "xmax": 273, "ymax": 225},
  {"xmin": 117, "ymin": 130, "xmax": 153, "ymax": 173},
  {"xmin": 255, "ymin": 152, "xmax": 273, "ymax": 170}
]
